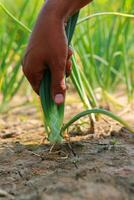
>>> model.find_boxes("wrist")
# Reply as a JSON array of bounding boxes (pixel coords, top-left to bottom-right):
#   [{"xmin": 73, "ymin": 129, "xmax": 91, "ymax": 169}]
[{"xmin": 43, "ymin": 0, "xmax": 92, "ymax": 20}]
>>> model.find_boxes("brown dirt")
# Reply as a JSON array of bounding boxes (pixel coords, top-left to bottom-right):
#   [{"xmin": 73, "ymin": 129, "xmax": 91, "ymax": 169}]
[{"xmin": 0, "ymin": 99, "xmax": 134, "ymax": 200}]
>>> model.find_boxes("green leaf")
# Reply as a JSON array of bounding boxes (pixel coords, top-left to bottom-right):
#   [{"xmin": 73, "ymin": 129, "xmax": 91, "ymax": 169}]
[{"xmin": 62, "ymin": 108, "xmax": 134, "ymax": 134}]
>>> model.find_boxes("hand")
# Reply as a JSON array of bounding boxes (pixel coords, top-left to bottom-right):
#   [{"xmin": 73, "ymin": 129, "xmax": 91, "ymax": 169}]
[
  {"xmin": 23, "ymin": 0, "xmax": 92, "ymax": 105},
  {"xmin": 23, "ymin": 10, "xmax": 73, "ymax": 105}
]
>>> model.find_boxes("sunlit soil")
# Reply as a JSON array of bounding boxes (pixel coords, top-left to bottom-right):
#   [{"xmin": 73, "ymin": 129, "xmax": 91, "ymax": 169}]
[{"xmin": 0, "ymin": 93, "xmax": 133, "ymax": 200}]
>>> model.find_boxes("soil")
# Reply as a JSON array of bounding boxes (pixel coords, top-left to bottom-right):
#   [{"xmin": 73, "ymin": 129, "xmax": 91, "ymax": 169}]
[{"xmin": 0, "ymin": 97, "xmax": 134, "ymax": 200}]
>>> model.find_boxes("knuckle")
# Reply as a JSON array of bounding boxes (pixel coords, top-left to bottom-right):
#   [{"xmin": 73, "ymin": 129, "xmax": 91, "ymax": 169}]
[
  {"xmin": 68, "ymin": 48, "xmax": 73, "ymax": 57},
  {"xmin": 22, "ymin": 55, "xmax": 35, "ymax": 78},
  {"xmin": 53, "ymin": 80, "xmax": 66, "ymax": 92},
  {"xmin": 22, "ymin": 65, "xmax": 30, "ymax": 77},
  {"xmin": 51, "ymin": 58, "xmax": 66, "ymax": 70},
  {"xmin": 60, "ymin": 83, "xmax": 66, "ymax": 91},
  {"xmin": 67, "ymin": 59, "xmax": 72, "ymax": 67}
]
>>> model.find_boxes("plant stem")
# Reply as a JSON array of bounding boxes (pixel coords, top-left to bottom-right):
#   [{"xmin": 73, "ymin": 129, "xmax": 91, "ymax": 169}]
[{"xmin": 62, "ymin": 109, "xmax": 134, "ymax": 134}]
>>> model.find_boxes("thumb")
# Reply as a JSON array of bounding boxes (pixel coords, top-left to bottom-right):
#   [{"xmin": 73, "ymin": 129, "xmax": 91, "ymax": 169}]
[{"xmin": 50, "ymin": 62, "xmax": 66, "ymax": 105}]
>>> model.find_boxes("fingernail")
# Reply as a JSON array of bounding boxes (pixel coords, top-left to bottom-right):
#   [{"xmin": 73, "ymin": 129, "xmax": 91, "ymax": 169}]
[{"xmin": 54, "ymin": 94, "xmax": 64, "ymax": 104}]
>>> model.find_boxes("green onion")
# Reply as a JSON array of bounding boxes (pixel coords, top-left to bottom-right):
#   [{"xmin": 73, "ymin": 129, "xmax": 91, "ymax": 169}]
[
  {"xmin": 40, "ymin": 10, "xmax": 134, "ymax": 143},
  {"xmin": 39, "ymin": 12, "xmax": 79, "ymax": 143},
  {"xmin": 0, "ymin": 1, "xmax": 35, "ymax": 111}
]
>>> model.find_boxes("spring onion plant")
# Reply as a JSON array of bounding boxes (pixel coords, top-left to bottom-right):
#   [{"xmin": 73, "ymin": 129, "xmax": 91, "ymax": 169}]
[
  {"xmin": 1, "ymin": 1, "xmax": 133, "ymax": 143},
  {"xmin": 74, "ymin": 0, "xmax": 134, "ymax": 104},
  {"xmin": 39, "ymin": 12, "xmax": 134, "ymax": 143},
  {"xmin": 39, "ymin": 13, "xmax": 80, "ymax": 143},
  {"xmin": 0, "ymin": 1, "xmax": 40, "ymax": 111}
]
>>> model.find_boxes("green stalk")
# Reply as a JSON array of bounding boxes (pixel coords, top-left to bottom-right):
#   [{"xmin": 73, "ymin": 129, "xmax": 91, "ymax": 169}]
[
  {"xmin": 122, "ymin": 37, "xmax": 132, "ymax": 101},
  {"xmin": 79, "ymin": 69, "xmax": 98, "ymax": 108},
  {"xmin": 77, "ymin": 12, "xmax": 134, "ymax": 25},
  {"xmin": 0, "ymin": 2, "xmax": 33, "ymax": 105},
  {"xmin": 62, "ymin": 109, "xmax": 134, "ymax": 134},
  {"xmin": 0, "ymin": 3, "xmax": 31, "ymax": 33},
  {"xmin": 71, "ymin": 55, "xmax": 93, "ymax": 110},
  {"xmin": 39, "ymin": 12, "xmax": 80, "ymax": 143}
]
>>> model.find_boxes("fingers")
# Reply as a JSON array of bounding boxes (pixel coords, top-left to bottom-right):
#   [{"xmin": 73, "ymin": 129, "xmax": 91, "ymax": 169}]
[
  {"xmin": 50, "ymin": 60, "xmax": 66, "ymax": 105},
  {"xmin": 22, "ymin": 52, "xmax": 44, "ymax": 94},
  {"xmin": 66, "ymin": 47, "xmax": 73, "ymax": 77},
  {"xmin": 66, "ymin": 59, "xmax": 72, "ymax": 77},
  {"xmin": 50, "ymin": 47, "xmax": 73, "ymax": 104},
  {"xmin": 22, "ymin": 46, "xmax": 73, "ymax": 105},
  {"xmin": 50, "ymin": 47, "xmax": 73, "ymax": 105},
  {"xmin": 68, "ymin": 47, "xmax": 73, "ymax": 59}
]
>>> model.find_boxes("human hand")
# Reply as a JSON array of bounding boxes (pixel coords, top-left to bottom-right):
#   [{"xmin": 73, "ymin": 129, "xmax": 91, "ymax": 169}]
[{"xmin": 23, "ymin": 0, "xmax": 92, "ymax": 105}]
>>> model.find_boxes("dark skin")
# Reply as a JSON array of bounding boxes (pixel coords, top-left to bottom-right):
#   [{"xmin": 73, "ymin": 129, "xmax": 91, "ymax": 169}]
[{"xmin": 23, "ymin": 0, "xmax": 92, "ymax": 104}]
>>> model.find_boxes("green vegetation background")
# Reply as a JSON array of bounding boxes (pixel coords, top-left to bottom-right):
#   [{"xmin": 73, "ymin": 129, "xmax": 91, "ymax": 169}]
[{"xmin": 0, "ymin": 0, "xmax": 134, "ymax": 110}]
